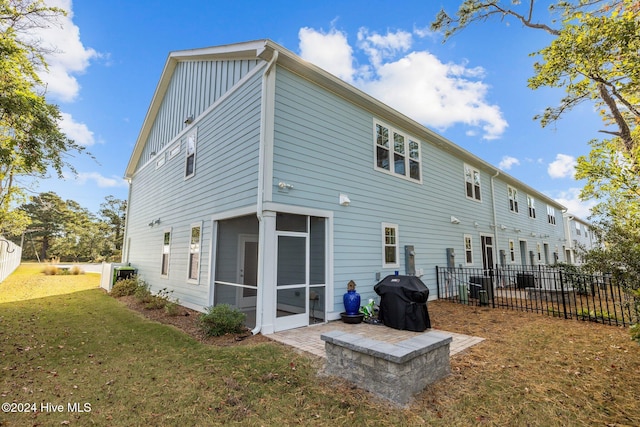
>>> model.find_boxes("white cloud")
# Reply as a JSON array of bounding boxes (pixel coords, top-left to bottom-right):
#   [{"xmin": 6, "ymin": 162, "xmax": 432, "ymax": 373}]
[
  {"xmin": 75, "ymin": 172, "xmax": 128, "ymax": 188},
  {"xmin": 298, "ymin": 27, "xmax": 508, "ymax": 140},
  {"xmin": 58, "ymin": 112, "xmax": 95, "ymax": 146},
  {"xmin": 553, "ymin": 188, "xmax": 595, "ymax": 219},
  {"xmin": 299, "ymin": 27, "xmax": 355, "ymax": 83},
  {"xmin": 548, "ymin": 154, "xmax": 576, "ymax": 179},
  {"xmin": 499, "ymin": 156, "xmax": 520, "ymax": 170},
  {"xmin": 24, "ymin": 0, "xmax": 100, "ymax": 102}
]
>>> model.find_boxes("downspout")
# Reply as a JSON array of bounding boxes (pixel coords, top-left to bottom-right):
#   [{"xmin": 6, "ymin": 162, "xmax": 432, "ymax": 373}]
[
  {"xmin": 253, "ymin": 49, "xmax": 279, "ymax": 335},
  {"xmin": 490, "ymin": 170, "xmax": 500, "ymax": 267}
]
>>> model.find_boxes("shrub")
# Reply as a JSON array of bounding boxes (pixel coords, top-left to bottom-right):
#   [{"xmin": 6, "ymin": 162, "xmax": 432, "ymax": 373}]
[
  {"xmin": 110, "ymin": 276, "xmax": 142, "ymax": 297},
  {"xmin": 42, "ymin": 265, "xmax": 59, "ymax": 275},
  {"xmin": 198, "ymin": 304, "xmax": 246, "ymax": 336},
  {"xmin": 144, "ymin": 288, "xmax": 173, "ymax": 310},
  {"xmin": 134, "ymin": 282, "xmax": 153, "ymax": 304},
  {"xmin": 69, "ymin": 265, "xmax": 84, "ymax": 275},
  {"xmin": 164, "ymin": 299, "xmax": 181, "ymax": 316}
]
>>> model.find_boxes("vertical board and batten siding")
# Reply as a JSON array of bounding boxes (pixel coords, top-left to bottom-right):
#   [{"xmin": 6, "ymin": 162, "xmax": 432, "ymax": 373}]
[
  {"xmin": 126, "ymin": 66, "xmax": 263, "ymax": 311},
  {"xmin": 271, "ymin": 67, "xmax": 492, "ymax": 306},
  {"xmin": 138, "ymin": 59, "xmax": 259, "ymax": 172}
]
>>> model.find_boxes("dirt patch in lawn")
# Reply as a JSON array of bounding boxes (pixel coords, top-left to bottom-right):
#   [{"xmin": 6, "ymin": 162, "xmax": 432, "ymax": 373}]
[{"xmin": 115, "ymin": 295, "xmax": 272, "ymax": 347}]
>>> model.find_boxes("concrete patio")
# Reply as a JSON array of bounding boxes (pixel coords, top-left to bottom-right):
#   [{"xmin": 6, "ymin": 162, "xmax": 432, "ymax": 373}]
[{"xmin": 269, "ymin": 320, "xmax": 484, "ymax": 359}]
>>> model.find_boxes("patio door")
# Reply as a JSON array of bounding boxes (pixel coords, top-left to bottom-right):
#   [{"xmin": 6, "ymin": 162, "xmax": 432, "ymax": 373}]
[
  {"xmin": 481, "ymin": 235, "xmax": 494, "ymax": 273},
  {"xmin": 274, "ymin": 213, "xmax": 326, "ymax": 332},
  {"xmin": 237, "ymin": 235, "xmax": 258, "ymax": 308}
]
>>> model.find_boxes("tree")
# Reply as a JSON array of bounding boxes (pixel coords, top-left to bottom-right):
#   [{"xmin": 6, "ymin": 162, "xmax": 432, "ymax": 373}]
[
  {"xmin": 19, "ymin": 191, "xmax": 68, "ymax": 261},
  {"xmin": 99, "ymin": 196, "xmax": 127, "ymax": 252},
  {"xmin": 0, "ymin": 0, "xmax": 87, "ymax": 235},
  {"xmin": 432, "ymin": 1, "xmax": 640, "ymax": 155},
  {"xmin": 432, "ymin": 0, "xmax": 640, "ymax": 337}
]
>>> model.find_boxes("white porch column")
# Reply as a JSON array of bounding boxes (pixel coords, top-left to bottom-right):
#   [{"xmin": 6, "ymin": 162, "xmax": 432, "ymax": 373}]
[{"xmin": 259, "ymin": 210, "xmax": 277, "ymax": 334}]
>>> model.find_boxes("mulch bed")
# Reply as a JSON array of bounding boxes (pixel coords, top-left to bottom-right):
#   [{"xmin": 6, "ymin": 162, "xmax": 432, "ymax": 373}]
[{"xmin": 115, "ymin": 295, "xmax": 272, "ymax": 347}]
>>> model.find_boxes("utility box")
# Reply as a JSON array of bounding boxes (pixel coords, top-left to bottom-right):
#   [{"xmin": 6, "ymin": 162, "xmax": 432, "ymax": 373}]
[
  {"xmin": 405, "ymin": 245, "xmax": 416, "ymax": 275},
  {"xmin": 446, "ymin": 248, "xmax": 455, "ymax": 269},
  {"xmin": 113, "ymin": 266, "xmax": 137, "ymax": 284}
]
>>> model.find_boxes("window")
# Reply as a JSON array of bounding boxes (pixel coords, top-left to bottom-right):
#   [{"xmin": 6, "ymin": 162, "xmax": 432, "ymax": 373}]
[
  {"xmin": 156, "ymin": 153, "xmax": 166, "ymax": 169},
  {"xmin": 374, "ymin": 122, "xmax": 421, "ymax": 182},
  {"xmin": 185, "ymin": 132, "xmax": 197, "ymax": 178},
  {"xmin": 169, "ymin": 143, "xmax": 181, "ymax": 159},
  {"xmin": 576, "ymin": 222, "xmax": 581, "ymax": 236},
  {"xmin": 464, "ymin": 235, "xmax": 473, "ymax": 264},
  {"xmin": 188, "ymin": 224, "xmax": 201, "ymax": 281},
  {"xmin": 382, "ymin": 223, "xmax": 399, "ymax": 268},
  {"xmin": 161, "ymin": 230, "xmax": 171, "ymax": 276},
  {"xmin": 509, "ymin": 240, "xmax": 516, "ymax": 263},
  {"xmin": 527, "ymin": 195, "xmax": 536, "ymax": 218},
  {"xmin": 464, "ymin": 164, "xmax": 481, "ymax": 201},
  {"xmin": 508, "ymin": 186, "xmax": 519, "ymax": 213},
  {"xmin": 547, "ymin": 205, "xmax": 556, "ymax": 225}
]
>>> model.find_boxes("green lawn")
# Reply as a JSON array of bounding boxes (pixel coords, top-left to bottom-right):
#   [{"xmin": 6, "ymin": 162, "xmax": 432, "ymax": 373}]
[{"xmin": 1, "ymin": 264, "xmax": 638, "ymax": 426}]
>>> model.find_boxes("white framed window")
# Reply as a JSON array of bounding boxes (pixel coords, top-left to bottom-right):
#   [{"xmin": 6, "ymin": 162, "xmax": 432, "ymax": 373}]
[
  {"xmin": 464, "ymin": 164, "xmax": 482, "ymax": 201},
  {"xmin": 156, "ymin": 153, "xmax": 166, "ymax": 169},
  {"xmin": 188, "ymin": 223, "xmax": 202, "ymax": 282},
  {"xmin": 527, "ymin": 195, "xmax": 536, "ymax": 218},
  {"xmin": 161, "ymin": 229, "xmax": 171, "ymax": 277},
  {"xmin": 169, "ymin": 142, "xmax": 181, "ymax": 159},
  {"xmin": 382, "ymin": 223, "xmax": 399, "ymax": 268},
  {"xmin": 509, "ymin": 240, "xmax": 516, "ymax": 263},
  {"xmin": 464, "ymin": 234, "xmax": 473, "ymax": 264},
  {"xmin": 508, "ymin": 186, "xmax": 519, "ymax": 213},
  {"xmin": 185, "ymin": 131, "xmax": 197, "ymax": 179},
  {"xmin": 374, "ymin": 121, "xmax": 421, "ymax": 182},
  {"xmin": 547, "ymin": 205, "xmax": 556, "ymax": 225}
]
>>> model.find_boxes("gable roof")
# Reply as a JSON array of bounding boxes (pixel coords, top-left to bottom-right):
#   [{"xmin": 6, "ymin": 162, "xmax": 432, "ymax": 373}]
[{"xmin": 124, "ymin": 39, "xmax": 565, "ymax": 211}]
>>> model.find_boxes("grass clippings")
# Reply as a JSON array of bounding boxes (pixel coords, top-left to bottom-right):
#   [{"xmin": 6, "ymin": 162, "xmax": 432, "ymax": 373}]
[{"xmin": 1, "ymin": 263, "xmax": 638, "ymax": 426}]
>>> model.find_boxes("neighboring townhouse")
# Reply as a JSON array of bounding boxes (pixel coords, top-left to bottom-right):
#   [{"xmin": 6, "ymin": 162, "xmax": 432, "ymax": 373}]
[
  {"xmin": 123, "ymin": 40, "xmax": 571, "ymax": 334},
  {"xmin": 562, "ymin": 214, "xmax": 597, "ymax": 264}
]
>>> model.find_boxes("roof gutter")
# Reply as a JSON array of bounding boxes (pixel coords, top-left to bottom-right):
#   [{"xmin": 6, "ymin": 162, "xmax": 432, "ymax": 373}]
[{"xmin": 252, "ymin": 48, "xmax": 278, "ymax": 335}]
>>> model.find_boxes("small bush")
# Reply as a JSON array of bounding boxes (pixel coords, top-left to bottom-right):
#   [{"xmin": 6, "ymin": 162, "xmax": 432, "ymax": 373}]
[
  {"xmin": 134, "ymin": 282, "xmax": 153, "ymax": 304},
  {"xmin": 198, "ymin": 304, "xmax": 246, "ymax": 336},
  {"xmin": 110, "ymin": 276, "xmax": 141, "ymax": 297},
  {"xmin": 42, "ymin": 265, "xmax": 59, "ymax": 275},
  {"xmin": 69, "ymin": 265, "xmax": 84, "ymax": 275},
  {"xmin": 144, "ymin": 288, "xmax": 173, "ymax": 310},
  {"xmin": 164, "ymin": 299, "xmax": 181, "ymax": 316}
]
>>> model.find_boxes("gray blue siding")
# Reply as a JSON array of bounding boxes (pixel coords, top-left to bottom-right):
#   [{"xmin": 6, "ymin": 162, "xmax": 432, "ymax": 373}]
[
  {"xmin": 125, "ymin": 63, "xmax": 263, "ymax": 310},
  {"xmin": 270, "ymin": 66, "xmax": 566, "ymax": 310}
]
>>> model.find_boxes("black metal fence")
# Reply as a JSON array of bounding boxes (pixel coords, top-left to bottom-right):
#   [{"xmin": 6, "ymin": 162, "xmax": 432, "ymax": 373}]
[{"xmin": 436, "ymin": 265, "xmax": 639, "ymax": 327}]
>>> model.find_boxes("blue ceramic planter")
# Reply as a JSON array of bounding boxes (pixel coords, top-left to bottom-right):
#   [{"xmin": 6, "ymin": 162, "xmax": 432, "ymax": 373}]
[{"xmin": 343, "ymin": 289, "xmax": 361, "ymax": 315}]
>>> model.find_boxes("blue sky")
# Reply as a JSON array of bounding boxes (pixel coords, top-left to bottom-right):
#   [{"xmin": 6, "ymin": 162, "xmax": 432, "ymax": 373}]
[{"xmin": 32, "ymin": 0, "xmax": 601, "ymax": 218}]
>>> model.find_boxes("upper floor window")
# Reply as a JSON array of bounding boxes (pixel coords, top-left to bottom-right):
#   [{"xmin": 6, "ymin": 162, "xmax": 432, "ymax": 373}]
[
  {"xmin": 527, "ymin": 195, "xmax": 536, "ymax": 218},
  {"xmin": 185, "ymin": 132, "xmax": 197, "ymax": 178},
  {"xmin": 464, "ymin": 164, "xmax": 481, "ymax": 201},
  {"xmin": 547, "ymin": 205, "xmax": 556, "ymax": 225},
  {"xmin": 508, "ymin": 186, "xmax": 519, "ymax": 213},
  {"xmin": 576, "ymin": 223, "xmax": 581, "ymax": 236},
  {"xmin": 382, "ymin": 223, "xmax": 399, "ymax": 268},
  {"xmin": 375, "ymin": 122, "xmax": 421, "ymax": 182}
]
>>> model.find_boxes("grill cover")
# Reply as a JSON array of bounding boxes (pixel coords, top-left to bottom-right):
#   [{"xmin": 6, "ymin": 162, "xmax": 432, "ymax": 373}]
[{"xmin": 374, "ymin": 275, "xmax": 431, "ymax": 332}]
